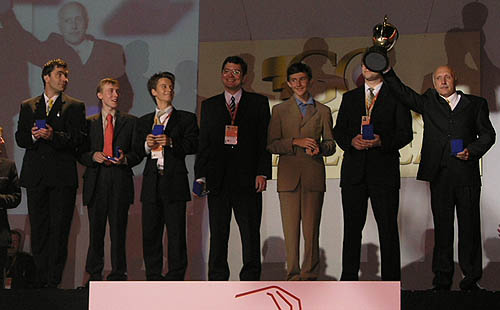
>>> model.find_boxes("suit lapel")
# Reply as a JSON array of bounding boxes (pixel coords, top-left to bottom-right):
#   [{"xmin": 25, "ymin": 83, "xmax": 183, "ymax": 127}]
[
  {"xmin": 113, "ymin": 110, "xmax": 125, "ymax": 138},
  {"xmin": 283, "ymin": 98, "xmax": 303, "ymax": 127},
  {"xmin": 164, "ymin": 108, "xmax": 179, "ymax": 134},
  {"xmin": 217, "ymin": 93, "xmax": 232, "ymax": 124},
  {"xmin": 370, "ymin": 84, "xmax": 386, "ymax": 118},
  {"xmin": 234, "ymin": 91, "xmax": 248, "ymax": 125},
  {"xmin": 353, "ymin": 87, "xmax": 366, "ymax": 118},
  {"xmin": 452, "ymin": 91, "xmax": 470, "ymax": 115},
  {"xmin": 34, "ymin": 96, "xmax": 46, "ymax": 119},
  {"xmin": 93, "ymin": 114, "xmax": 104, "ymax": 150}
]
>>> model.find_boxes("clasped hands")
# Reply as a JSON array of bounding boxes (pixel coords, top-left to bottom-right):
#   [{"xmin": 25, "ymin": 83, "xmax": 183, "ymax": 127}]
[
  {"xmin": 146, "ymin": 133, "xmax": 170, "ymax": 149},
  {"xmin": 31, "ymin": 124, "xmax": 53, "ymax": 141},
  {"xmin": 351, "ymin": 134, "xmax": 381, "ymax": 150},
  {"xmin": 293, "ymin": 137, "xmax": 320, "ymax": 156}
]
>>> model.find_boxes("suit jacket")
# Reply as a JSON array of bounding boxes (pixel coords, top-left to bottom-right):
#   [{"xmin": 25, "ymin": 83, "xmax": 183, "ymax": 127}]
[
  {"xmin": 0, "ymin": 158, "xmax": 21, "ymax": 247},
  {"xmin": 138, "ymin": 109, "xmax": 198, "ymax": 203},
  {"xmin": 383, "ymin": 69, "xmax": 496, "ymax": 185},
  {"xmin": 267, "ymin": 97, "xmax": 336, "ymax": 192},
  {"xmin": 195, "ymin": 90, "xmax": 272, "ymax": 194},
  {"xmin": 15, "ymin": 93, "xmax": 86, "ymax": 188},
  {"xmin": 79, "ymin": 111, "xmax": 141, "ymax": 206},
  {"xmin": 333, "ymin": 84, "xmax": 413, "ymax": 188}
]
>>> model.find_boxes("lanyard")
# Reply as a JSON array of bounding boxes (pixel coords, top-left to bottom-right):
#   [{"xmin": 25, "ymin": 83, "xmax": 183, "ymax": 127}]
[
  {"xmin": 154, "ymin": 111, "xmax": 173, "ymax": 127},
  {"xmin": 365, "ymin": 91, "xmax": 379, "ymax": 118}
]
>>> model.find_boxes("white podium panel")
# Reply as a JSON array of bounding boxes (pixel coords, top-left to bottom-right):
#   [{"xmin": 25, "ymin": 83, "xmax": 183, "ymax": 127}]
[{"xmin": 89, "ymin": 281, "xmax": 400, "ymax": 310}]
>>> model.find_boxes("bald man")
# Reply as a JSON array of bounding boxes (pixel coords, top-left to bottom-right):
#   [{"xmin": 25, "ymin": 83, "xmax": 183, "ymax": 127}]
[
  {"xmin": 4, "ymin": 1, "xmax": 132, "ymax": 116},
  {"xmin": 383, "ymin": 65, "xmax": 495, "ymax": 291}
]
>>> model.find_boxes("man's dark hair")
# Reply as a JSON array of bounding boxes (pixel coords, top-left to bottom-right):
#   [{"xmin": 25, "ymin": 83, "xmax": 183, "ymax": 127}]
[
  {"xmin": 286, "ymin": 62, "xmax": 312, "ymax": 81},
  {"xmin": 42, "ymin": 58, "xmax": 68, "ymax": 86},
  {"xmin": 147, "ymin": 72, "xmax": 175, "ymax": 104},
  {"xmin": 221, "ymin": 56, "xmax": 248, "ymax": 76}
]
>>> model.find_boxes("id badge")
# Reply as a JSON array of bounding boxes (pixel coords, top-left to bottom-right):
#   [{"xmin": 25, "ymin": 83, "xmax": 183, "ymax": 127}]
[
  {"xmin": 5, "ymin": 277, "xmax": 12, "ymax": 289},
  {"xmin": 151, "ymin": 146, "xmax": 163, "ymax": 159},
  {"xmin": 361, "ymin": 115, "xmax": 370, "ymax": 126},
  {"xmin": 225, "ymin": 125, "xmax": 238, "ymax": 145}
]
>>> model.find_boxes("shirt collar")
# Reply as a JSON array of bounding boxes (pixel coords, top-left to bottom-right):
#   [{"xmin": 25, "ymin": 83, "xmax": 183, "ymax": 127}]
[
  {"xmin": 156, "ymin": 105, "xmax": 174, "ymax": 115},
  {"xmin": 441, "ymin": 92, "xmax": 460, "ymax": 106},
  {"xmin": 294, "ymin": 94, "xmax": 314, "ymax": 105},
  {"xmin": 44, "ymin": 93, "xmax": 59, "ymax": 105},
  {"xmin": 101, "ymin": 109, "xmax": 116, "ymax": 121},
  {"xmin": 224, "ymin": 89, "xmax": 243, "ymax": 105},
  {"xmin": 364, "ymin": 81, "xmax": 383, "ymax": 97},
  {"xmin": 155, "ymin": 105, "xmax": 174, "ymax": 124}
]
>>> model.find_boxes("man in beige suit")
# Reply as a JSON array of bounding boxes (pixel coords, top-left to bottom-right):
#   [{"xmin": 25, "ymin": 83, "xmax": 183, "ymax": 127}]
[{"xmin": 267, "ymin": 62, "xmax": 335, "ymax": 280}]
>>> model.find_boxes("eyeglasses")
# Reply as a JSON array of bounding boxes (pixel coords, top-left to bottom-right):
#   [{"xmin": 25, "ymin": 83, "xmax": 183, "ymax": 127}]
[{"xmin": 222, "ymin": 69, "xmax": 242, "ymax": 76}]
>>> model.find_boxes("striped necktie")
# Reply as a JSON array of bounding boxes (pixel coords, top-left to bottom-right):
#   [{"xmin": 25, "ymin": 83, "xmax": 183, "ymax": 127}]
[{"xmin": 229, "ymin": 96, "xmax": 236, "ymax": 114}]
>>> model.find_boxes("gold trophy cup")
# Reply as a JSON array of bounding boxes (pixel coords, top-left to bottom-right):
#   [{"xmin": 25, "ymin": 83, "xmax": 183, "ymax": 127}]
[{"xmin": 363, "ymin": 15, "xmax": 399, "ymax": 72}]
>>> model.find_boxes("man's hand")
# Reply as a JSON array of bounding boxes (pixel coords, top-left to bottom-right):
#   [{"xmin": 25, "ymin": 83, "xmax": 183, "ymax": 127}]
[
  {"xmin": 351, "ymin": 134, "xmax": 381, "ymax": 150},
  {"xmin": 31, "ymin": 126, "xmax": 42, "ymax": 139},
  {"xmin": 351, "ymin": 134, "xmax": 370, "ymax": 150},
  {"xmin": 92, "ymin": 151, "xmax": 108, "ymax": 164},
  {"xmin": 456, "ymin": 148, "xmax": 469, "ymax": 161},
  {"xmin": 305, "ymin": 145, "xmax": 320, "ymax": 156},
  {"xmin": 293, "ymin": 137, "xmax": 318, "ymax": 151},
  {"xmin": 255, "ymin": 175, "xmax": 267, "ymax": 193},
  {"xmin": 38, "ymin": 124, "xmax": 54, "ymax": 140},
  {"xmin": 154, "ymin": 134, "xmax": 171, "ymax": 147},
  {"xmin": 146, "ymin": 134, "xmax": 159, "ymax": 149},
  {"xmin": 110, "ymin": 149, "xmax": 125, "ymax": 165}
]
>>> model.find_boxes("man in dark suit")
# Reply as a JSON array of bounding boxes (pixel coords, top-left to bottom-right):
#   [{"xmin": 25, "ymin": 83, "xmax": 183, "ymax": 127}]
[
  {"xmin": 79, "ymin": 78, "xmax": 141, "ymax": 283},
  {"xmin": 0, "ymin": 128, "xmax": 22, "ymax": 288},
  {"xmin": 383, "ymin": 65, "xmax": 495, "ymax": 291},
  {"xmin": 194, "ymin": 56, "xmax": 272, "ymax": 280},
  {"xmin": 137, "ymin": 72, "xmax": 198, "ymax": 281},
  {"xmin": 333, "ymin": 63, "xmax": 412, "ymax": 281},
  {"xmin": 15, "ymin": 58, "xmax": 86, "ymax": 288}
]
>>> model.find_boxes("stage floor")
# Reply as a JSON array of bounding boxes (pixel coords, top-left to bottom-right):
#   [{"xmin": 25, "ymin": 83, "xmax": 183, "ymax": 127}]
[{"xmin": 1, "ymin": 289, "xmax": 499, "ymax": 310}]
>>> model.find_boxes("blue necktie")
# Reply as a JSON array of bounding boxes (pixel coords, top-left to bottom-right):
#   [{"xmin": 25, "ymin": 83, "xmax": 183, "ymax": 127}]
[{"xmin": 298, "ymin": 101, "xmax": 308, "ymax": 117}]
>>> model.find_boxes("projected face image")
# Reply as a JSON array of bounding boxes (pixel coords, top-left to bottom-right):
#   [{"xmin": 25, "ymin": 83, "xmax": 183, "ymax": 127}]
[{"xmin": 58, "ymin": 2, "xmax": 88, "ymax": 45}]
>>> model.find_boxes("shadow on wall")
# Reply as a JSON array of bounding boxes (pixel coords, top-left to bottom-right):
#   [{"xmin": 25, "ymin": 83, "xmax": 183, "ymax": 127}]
[
  {"xmin": 421, "ymin": 2, "xmax": 500, "ymax": 112},
  {"xmin": 480, "ymin": 237, "xmax": 500, "ymax": 290},
  {"xmin": 260, "ymin": 236, "xmax": 337, "ymax": 281},
  {"xmin": 359, "ymin": 243, "xmax": 381, "ymax": 281},
  {"xmin": 401, "ymin": 229, "xmax": 462, "ymax": 290},
  {"xmin": 460, "ymin": 2, "xmax": 500, "ymax": 112}
]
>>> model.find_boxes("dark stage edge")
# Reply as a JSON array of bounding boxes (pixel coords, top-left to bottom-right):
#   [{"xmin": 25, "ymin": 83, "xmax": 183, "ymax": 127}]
[{"xmin": 1, "ymin": 289, "xmax": 500, "ymax": 309}]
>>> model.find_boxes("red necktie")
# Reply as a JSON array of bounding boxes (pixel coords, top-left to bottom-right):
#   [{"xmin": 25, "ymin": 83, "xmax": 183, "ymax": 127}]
[{"xmin": 104, "ymin": 113, "xmax": 114, "ymax": 156}]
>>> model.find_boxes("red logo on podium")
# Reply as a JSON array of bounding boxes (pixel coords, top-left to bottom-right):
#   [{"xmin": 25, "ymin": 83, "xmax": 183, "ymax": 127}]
[{"xmin": 235, "ymin": 286, "xmax": 303, "ymax": 309}]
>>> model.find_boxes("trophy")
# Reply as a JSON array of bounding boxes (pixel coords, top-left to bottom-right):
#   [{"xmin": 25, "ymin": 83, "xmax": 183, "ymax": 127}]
[{"xmin": 363, "ymin": 15, "xmax": 399, "ymax": 72}]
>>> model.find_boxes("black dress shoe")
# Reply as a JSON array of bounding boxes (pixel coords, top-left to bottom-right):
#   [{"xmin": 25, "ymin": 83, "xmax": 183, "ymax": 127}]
[
  {"xmin": 146, "ymin": 275, "xmax": 165, "ymax": 281},
  {"xmin": 429, "ymin": 285, "xmax": 451, "ymax": 292},
  {"xmin": 460, "ymin": 283, "xmax": 487, "ymax": 292}
]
